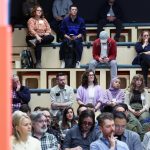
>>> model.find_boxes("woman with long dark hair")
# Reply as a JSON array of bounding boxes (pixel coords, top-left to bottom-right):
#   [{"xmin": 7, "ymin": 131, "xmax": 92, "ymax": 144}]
[
  {"xmin": 26, "ymin": 5, "xmax": 54, "ymax": 68},
  {"xmin": 59, "ymin": 107, "xmax": 77, "ymax": 139},
  {"xmin": 77, "ymin": 69, "xmax": 104, "ymax": 111}
]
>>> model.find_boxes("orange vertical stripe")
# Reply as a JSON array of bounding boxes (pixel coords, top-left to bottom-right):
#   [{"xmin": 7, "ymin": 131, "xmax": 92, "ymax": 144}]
[{"xmin": 0, "ymin": 26, "xmax": 12, "ymax": 150}]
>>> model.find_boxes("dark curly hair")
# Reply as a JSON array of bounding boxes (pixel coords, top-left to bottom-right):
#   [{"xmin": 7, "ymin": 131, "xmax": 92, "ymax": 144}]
[{"xmin": 81, "ymin": 69, "xmax": 98, "ymax": 88}]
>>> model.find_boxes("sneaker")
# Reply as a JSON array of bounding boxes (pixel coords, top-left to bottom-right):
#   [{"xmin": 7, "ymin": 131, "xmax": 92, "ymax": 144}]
[
  {"xmin": 60, "ymin": 60, "xmax": 65, "ymax": 68},
  {"xmin": 76, "ymin": 61, "xmax": 80, "ymax": 68},
  {"xmin": 36, "ymin": 62, "xmax": 42, "ymax": 69},
  {"xmin": 28, "ymin": 39, "xmax": 37, "ymax": 47}
]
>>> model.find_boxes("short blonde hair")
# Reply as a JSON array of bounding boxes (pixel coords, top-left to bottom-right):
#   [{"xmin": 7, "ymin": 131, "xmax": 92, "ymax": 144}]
[{"xmin": 12, "ymin": 111, "xmax": 30, "ymax": 141}]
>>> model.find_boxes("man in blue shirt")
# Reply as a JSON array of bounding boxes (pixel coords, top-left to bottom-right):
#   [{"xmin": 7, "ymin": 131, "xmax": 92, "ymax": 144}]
[
  {"xmin": 114, "ymin": 112, "xmax": 142, "ymax": 150},
  {"xmin": 90, "ymin": 113, "xmax": 129, "ymax": 150},
  {"xmin": 60, "ymin": 4, "xmax": 86, "ymax": 68}
]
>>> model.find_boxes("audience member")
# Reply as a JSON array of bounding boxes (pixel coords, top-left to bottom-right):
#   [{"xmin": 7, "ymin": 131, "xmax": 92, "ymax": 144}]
[
  {"xmin": 12, "ymin": 74, "xmax": 31, "ymax": 112},
  {"xmin": 11, "ymin": 111, "xmax": 41, "ymax": 150},
  {"xmin": 51, "ymin": 0, "xmax": 73, "ymax": 42},
  {"xmin": 142, "ymin": 131, "xmax": 150, "ymax": 150},
  {"xmin": 90, "ymin": 112, "xmax": 129, "ymax": 150},
  {"xmin": 86, "ymin": 103, "xmax": 95, "ymax": 112},
  {"xmin": 41, "ymin": 107, "xmax": 62, "ymax": 149},
  {"xmin": 114, "ymin": 112, "xmax": 142, "ymax": 150},
  {"xmin": 113, "ymin": 103, "xmax": 143, "ymax": 139},
  {"xmin": 50, "ymin": 73, "xmax": 74, "ymax": 120},
  {"xmin": 77, "ymin": 69, "xmax": 103, "ymax": 112},
  {"xmin": 22, "ymin": 0, "xmax": 38, "ymax": 25},
  {"xmin": 102, "ymin": 77, "xmax": 125, "ymax": 112},
  {"xmin": 26, "ymin": 5, "xmax": 54, "ymax": 68},
  {"xmin": 124, "ymin": 74, "xmax": 150, "ymax": 123},
  {"xmin": 31, "ymin": 111, "xmax": 58, "ymax": 150},
  {"xmin": 97, "ymin": 0, "xmax": 123, "ymax": 41},
  {"xmin": 132, "ymin": 30, "xmax": 150, "ymax": 87},
  {"xmin": 63, "ymin": 109, "xmax": 100, "ymax": 149},
  {"xmin": 60, "ymin": 4, "xmax": 86, "ymax": 68},
  {"xmin": 89, "ymin": 31, "xmax": 117, "ymax": 79},
  {"xmin": 76, "ymin": 104, "xmax": 87, "ymax": 116},
  {"xmin": 34, "ymin": 106, "xmax": 42, "ymax": 111},
  {"xmin": 19, "ymin": 104, "xmax": 31, "ymax": 116},
  {"xmin": 59, "ymin": 107, "xmax": 77, "ymax": 140}
]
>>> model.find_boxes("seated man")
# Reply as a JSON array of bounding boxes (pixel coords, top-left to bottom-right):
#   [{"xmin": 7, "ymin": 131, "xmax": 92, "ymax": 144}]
[
  {"xmin": 31, "ymin": 111, "xmax": 58, "ymax": 149},
  {"xmin": 97, "ymin": 0, "xmax": 123, "ymax": 41},
  {"xmin": 60, "ymin": 4, "xmax": 86, "ymax": 68},
  {"xmin": 90, "ymin": 112, "xmax": 129, "ymax": 150},
  {"xmin": 114, "ymin": 112, "xmax": 142, "ymax": 150},
  {"xmin": 12, "ymin": 74, "xmax": 31, "ymax": 112},
  {"xmin": 113, "ymin": 103, "xmax": 143, "ymax": 140},
  {"xmin": 89, "ymin": 31, "xmax": 117, "ymax": 79},
  {"xmin": 50, "ymin": 73, "xmax": 74, "ymax": 120},
  {"xmin": 142, "ymin": 131, "xmax": 150, "ymax": 150},
  {"xmin": 41, "ymin": 107, "xmax": 62, "ymax": 149},
  {"xmin": 51, "ymin": 0, "xmax": 73, "ymax": 42}
]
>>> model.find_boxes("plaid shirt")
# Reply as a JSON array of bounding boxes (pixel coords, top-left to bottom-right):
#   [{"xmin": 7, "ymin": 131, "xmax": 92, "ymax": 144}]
[{"xmin": 34, "ymin": 132, "xmax": 58, "ymax": 150}]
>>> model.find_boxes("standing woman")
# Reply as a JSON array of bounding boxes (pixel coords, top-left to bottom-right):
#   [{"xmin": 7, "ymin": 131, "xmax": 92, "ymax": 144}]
[
  {"xmin": 26, "ymin": 5, "xmax": 54, "ymax": 68},
  {"xmin": 134, "ymin": 30, "xmax": 150, "ymax": 87},
  {"xmin": 77, "ymin": 69, "xmax": 104, "ymax": 112},
  {"xmin": 125, "ymin": 74, "xmax": 150, "ymax": 123},
  {"xmin": 11, "ymin": 111, "xmax": 41, "ymax": 150}
]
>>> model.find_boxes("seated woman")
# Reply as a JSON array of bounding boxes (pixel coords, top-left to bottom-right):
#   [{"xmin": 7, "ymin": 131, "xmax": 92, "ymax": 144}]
[
  {"xmin": 125, "ymin": 74, "xmax": 150, "ymax": 123},
  {"xmin": 59, "ymin": 107, "xmax": 77, "ymax": 140},
  {"xmin": 11, "ymin": 110, "xmax": 41, "ymax": 150},
  {"xmin": 77, "ymin": 69, "xmax": 104, "ymax": 112},
  {"xmin": 133, "ymin": 30, "xmax": 150, "ymax": 87},
  {"xmin": 63, "ymin": 109, "xmax": 100, "ymax": 150},
  {"xmin": 102, "ymin": 77, "xmax": 125, "ymax": 112},
  {"xmin": 26, "ymin": 5, "xmax": 54, "ymax": 68}
]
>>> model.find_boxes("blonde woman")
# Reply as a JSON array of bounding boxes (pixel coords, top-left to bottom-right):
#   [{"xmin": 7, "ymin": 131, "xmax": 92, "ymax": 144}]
[{"xmin": 12, "ymin": 111, "xmax": 41, "ymax": 150}]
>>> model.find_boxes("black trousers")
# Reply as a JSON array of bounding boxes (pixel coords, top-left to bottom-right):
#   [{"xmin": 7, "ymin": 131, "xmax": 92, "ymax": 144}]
[
  {"xmin": 26, "ymin": 35, "xmax": 54, "ymax": 63},
  {"xmin": 59, "ymin": 38, "xmax": 83, "ymax": 62},
  {"xmin": 97, "ymin": 18, "xmax": 122, "ymax": 40},
  {"xmin": 140, "ymin": 54, "xmax": 150, "ymax": 86},
  {"xmin": 51, "ymin": 19, "xmax": 63, "ymax": 42}
]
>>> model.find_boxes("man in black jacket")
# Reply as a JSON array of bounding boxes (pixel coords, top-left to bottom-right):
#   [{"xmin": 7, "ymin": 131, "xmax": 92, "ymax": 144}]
[
  {"xmin": 12, "ymin": 74, "xmax": 31, "ymax": 112},
  {"xmin": 97, "ymin": 0, "xmax": 123, "ymax": 41}
]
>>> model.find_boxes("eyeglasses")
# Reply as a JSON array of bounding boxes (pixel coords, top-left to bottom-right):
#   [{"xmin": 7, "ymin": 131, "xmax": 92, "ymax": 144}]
[
  {"xmin": 88, "ymin": 74, "xmax": 94, "ymax": 77},
  {"xmin": 37, "ymin": 119, "xmax": 47, "ymax": 123},
  {"xmin": 115, "ymin": 125, "xmax": 126, "ymax": 129},
  {"xmin": 82, "ymin": 121, "xmax": 93, "ymax": 126},
  {"xmin": 143, "ymin": 34, "xmax": 149, "ymax": 37},
  {"xmin": 36, "ymin": 9, "xmax": 42, "ymax": 12},
  {"xmin": 45, "ymin": 115, "xmax": 51, "ymax": 118}
]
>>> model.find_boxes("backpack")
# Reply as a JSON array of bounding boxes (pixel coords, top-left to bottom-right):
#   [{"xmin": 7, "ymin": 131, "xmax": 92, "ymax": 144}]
[{"xmin": 20, "ymin": 49, "xmax": 34, "ymax": 68}]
